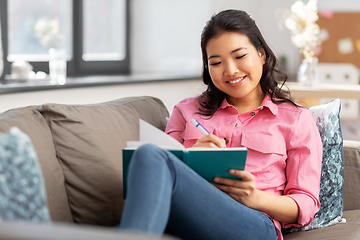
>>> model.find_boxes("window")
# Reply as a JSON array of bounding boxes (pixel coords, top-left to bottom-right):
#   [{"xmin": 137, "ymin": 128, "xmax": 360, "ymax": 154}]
[
  {"xmin": 83, "ymin": 0, "xmax": 126, "ymax": 62},
  {"xmin": 0, "ymin": 0, "xmax": 129, "ymax": 79},
  {"xmin": 7, "ymin": 0, "xmax": 73, "ymax": 62}
]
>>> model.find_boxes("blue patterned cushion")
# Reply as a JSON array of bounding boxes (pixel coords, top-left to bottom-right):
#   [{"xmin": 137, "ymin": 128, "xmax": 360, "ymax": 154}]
[
  {"xmin": 284, "ymin": 98, "xmax": 345, "ymax": 233},
  {"xmin": 0, "ymin": 127, "xmax": 51, "ymax": 223}
]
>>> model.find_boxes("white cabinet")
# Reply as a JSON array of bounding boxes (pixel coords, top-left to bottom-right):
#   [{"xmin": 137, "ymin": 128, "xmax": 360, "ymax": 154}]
[{"xmin": 318, "ymin": 63, "xmax": 359, "ymax": 120}]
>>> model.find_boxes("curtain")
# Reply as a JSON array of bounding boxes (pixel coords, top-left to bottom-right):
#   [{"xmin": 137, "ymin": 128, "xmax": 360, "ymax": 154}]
[{"xmin": 0, "ymin": 20, "xmax": 3, "ymax": 78}]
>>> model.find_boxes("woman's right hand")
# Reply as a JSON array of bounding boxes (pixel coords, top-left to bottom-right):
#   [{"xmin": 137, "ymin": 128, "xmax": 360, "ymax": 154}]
[{"xmin": 192, "ymin": 134, "xmax": 227, "ymax": 148}]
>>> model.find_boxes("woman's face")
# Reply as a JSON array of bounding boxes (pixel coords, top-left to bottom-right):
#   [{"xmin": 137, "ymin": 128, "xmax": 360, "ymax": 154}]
[{"xmin": 206, "ymin": 32, "xmax": 266, "ymax": 106}]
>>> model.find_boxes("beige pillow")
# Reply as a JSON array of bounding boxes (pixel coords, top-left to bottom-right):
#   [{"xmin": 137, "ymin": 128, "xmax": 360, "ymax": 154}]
[
  {"xmin": 40, "ymin": 96, "xmax": 169, "ymax": 226},
  {"xmin": 0, "ymin": 107, "xmax": 72, "ymax": 222}
]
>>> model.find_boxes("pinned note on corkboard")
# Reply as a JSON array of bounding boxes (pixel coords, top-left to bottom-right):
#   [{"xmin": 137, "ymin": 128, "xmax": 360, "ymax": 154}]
[{"xmin": 317, "ymin": 12, "xmax": 360, "ymax": 69}]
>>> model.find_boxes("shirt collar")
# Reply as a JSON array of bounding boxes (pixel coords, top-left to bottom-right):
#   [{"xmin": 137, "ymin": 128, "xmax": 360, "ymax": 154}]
[
  {"xmin": 219, "ymin": 94, "xmax": 278, "ymax": 115},
  {"xmin": 261, "ymin": 94, "xmax": 278, "ymax": 115}
]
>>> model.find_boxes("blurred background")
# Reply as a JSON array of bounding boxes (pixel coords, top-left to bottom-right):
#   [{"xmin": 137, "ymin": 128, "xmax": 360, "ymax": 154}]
[
  {"xmin": 3, "ymin": 0, "xmax": 359, "ymax": 77},
  {"xmin": 0, "ymin": 0, "xmax": 359, "ymax": 140}
]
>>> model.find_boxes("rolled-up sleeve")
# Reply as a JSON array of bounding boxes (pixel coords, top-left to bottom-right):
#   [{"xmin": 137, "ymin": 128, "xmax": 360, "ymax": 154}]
[
  {"xmin": 165, "ymin": 105, "xmax": 186, "ymax": 144},
  {"xmin": 282, "ymin": 109, "xmax": 322, "ymax": 228}
]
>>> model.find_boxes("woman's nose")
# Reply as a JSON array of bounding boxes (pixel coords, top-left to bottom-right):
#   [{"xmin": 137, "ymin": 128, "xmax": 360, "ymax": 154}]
[{"xmin": 224, "ymin": 61, "xmax": 239, "ymax": 76}]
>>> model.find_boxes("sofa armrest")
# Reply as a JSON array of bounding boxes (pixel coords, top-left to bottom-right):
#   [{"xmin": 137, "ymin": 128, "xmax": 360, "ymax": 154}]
[
  {"xmin": 343, "ymin": 140, "xmax": 360, "ymax": 211},
  {"xmin": 0, "ymin": 221, "xmax": 178, "ymax": 240}
]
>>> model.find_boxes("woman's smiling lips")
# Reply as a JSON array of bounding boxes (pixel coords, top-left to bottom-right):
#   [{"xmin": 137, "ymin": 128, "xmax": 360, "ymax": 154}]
[{"xmin": 227, "ymin": 76, "xmax": 246, "ymax": 85}]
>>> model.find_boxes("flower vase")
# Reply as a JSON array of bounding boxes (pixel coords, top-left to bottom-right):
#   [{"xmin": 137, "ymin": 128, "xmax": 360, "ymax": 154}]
[
  {"xmin": 297, "ymin": 57, "xmax": 319, "ymax": 88},
  {"xmin": 49, "ymin": 48, "xmax": 67, "ymax": 85}
]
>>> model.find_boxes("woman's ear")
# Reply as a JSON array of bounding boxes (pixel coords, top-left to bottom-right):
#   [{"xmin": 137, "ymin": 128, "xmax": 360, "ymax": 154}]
[{"xmin": 259, "ymin": 49, "xmax": 266, "ymax": 65}]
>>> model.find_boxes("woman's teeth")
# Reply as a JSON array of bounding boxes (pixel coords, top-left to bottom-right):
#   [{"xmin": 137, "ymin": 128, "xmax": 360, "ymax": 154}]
[{"xmin": 229, "ymin": 76, "xmax": 245, "ymax": 84}]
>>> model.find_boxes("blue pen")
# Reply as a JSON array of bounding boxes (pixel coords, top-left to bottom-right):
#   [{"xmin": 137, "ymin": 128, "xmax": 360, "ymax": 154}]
[
  {"xmin": 191, "ymin": 119, "xmax": 229, "ymax": 144},
  {"xmin": 191, "ymin": 119, "xmax": 210, "ymax": 135}
]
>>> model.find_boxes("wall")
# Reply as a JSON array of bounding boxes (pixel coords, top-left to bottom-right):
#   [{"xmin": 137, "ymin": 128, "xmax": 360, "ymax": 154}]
[
  {"xmin": 130, "ymin": 0, "xmax": 265, "ymax": 75},
  {"xmin": 130, "ymin": 0, "xmax": 360, "ymax": 76},
  {"xmin": 130, "ymin": 0, "xmax": 210, "ymax": 75},
  {"xmin": 0, "ymin": 79, "xmax": 205, "ymax": 113}
]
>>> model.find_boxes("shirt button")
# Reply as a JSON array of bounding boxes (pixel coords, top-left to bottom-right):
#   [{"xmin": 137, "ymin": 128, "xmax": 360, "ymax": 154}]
[
  {"xmin": 235, "ymin": 123, "xmax": 238, "ymax": 127},
  {"xmin": 250, "ymin": 112, "xmax": 256, "ymax": 116}
]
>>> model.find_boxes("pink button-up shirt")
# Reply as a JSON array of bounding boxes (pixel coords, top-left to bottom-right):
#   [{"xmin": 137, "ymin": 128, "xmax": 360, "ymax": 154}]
[{"xmin": 165, "ymin": 94, "xmax": 322, "ymax": 240}]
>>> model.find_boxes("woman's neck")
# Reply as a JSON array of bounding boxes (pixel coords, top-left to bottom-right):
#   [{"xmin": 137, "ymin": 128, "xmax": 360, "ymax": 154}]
[{"xmin": 227, "ymin": 89, "xmax": 266, "ymax": 115}]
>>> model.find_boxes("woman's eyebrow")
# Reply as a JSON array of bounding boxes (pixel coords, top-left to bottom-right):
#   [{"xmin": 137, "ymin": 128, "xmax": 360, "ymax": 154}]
[
  {"xmin": 231, "ymin": 47, "xmax": 246, "ymax": 54},
  {"xmin": 208, "ymin": 54, "xmax": 220, "ymax": 60},
  {"xmin": 208, "ymin": 47, "xmax": 247, "ymax": 60}
]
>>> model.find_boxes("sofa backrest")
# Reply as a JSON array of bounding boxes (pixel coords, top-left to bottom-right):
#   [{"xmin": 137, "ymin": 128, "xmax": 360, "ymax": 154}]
[
  {"xmin": 2, "ymin": 96, "xmax": 358, "ymax": 224},
  {"xmin": 38, "ymin": 96, "xmax": 169, "ymax": 226},
  {"xmin": 0, "ymin": 96, "xmax": 169, "ymax": 226},
  {"xmin": 0, "ymin": 106, "xmax": 73, "ymax": 222},
  {"xmin": 343, "ymin": 140, "xmax": 360, "ymax": 211}
]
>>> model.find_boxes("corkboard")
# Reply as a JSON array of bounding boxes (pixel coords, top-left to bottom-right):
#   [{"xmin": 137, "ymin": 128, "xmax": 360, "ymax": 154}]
[{"xmin": 317, "ymin": 12, "xmax": 360, "ymax": 69}]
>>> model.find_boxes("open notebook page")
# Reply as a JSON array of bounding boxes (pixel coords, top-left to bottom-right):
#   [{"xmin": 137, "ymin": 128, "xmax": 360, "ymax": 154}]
[{"xmin": 126, "ymin": 119, "xmax": 185, "ymax": 150}]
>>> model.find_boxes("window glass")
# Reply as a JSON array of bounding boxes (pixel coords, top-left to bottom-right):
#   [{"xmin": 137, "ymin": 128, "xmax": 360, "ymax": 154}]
[
  {"xmin": 83, "ymin": 0, "xmax": 126, "ymax": 61},
  {"xmin": 8, "ymin": 0, "xmax": 72, "ymax": 62}
]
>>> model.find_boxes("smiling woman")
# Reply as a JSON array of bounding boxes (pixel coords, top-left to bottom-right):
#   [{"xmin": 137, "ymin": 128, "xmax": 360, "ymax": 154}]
[
  {"xmin": 198, "ymin": 10, "xmax": 297, "ymax": 118},
  {"xmin": 118, "ymin": 9, "xmax": 323, "ymax": 240},
  {"xmin": 206, "ymin": 32, "xmax": 266, "ymax": 114}
]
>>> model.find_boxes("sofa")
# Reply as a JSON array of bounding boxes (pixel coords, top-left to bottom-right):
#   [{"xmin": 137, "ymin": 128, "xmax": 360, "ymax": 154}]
[{"xmin": 0, "ymin": 95, "xmax": 359, "ymax": 240}]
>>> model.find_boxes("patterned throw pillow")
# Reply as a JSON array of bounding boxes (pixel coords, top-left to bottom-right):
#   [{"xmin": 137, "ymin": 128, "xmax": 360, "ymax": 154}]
[
  {"xmin": 0, "ymin": 127, "xmax": 51, "ymax": 223},
  {"xmin": 284, "ymin": 98, "xmax": 345, "ymax": 233}
]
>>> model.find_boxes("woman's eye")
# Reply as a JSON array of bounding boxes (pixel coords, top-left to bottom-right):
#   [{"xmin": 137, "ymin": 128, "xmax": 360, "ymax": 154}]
[
  {"xmin": 210, "ymin": 62, "xmax": 221, "ymax": 66},
  {"xmin": 236, "ymin": 54, "xmax": 246, "ymax": 59}
]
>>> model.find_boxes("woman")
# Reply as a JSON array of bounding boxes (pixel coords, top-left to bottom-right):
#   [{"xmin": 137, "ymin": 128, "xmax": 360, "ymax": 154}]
[{"xmin": 119, "ymin": 9, "xmax": 322, "ymax": 240}]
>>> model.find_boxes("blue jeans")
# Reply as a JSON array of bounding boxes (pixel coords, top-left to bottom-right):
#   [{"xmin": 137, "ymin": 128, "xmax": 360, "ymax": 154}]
[{"xmin": 119, "ymin": 144, "xmax": 277, "ymax": 240}]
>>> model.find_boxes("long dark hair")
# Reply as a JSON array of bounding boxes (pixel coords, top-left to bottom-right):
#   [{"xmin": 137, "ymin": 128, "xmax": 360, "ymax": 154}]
[{"xmin": 198, "ymin": 9, "xmax": 297, "ymax": 117}]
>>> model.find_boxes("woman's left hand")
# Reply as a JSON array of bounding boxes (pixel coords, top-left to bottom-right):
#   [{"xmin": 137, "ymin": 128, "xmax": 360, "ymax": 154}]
[
  {"xmin": 213, "ymin": 170, "xmax": 261, "ymax": 210},
  {"xmin": 213, "ymin": 169, "xmax": 300, "ymax": 223}
]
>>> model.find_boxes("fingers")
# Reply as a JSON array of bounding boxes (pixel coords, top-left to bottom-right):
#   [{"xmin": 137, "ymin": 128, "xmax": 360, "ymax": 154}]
[
  {"xmin": 213, "ymin": 177, "xmax": 248, "ymax": 190},
  {"xmin": 213, "ymin": 170, "xmax": 255, "ymax": 194},
  {"xmin": 193, "ymin": 134, "xmax": 226, "ymax": 148},
  {"xmin": 212, "ymin": 172, "xmax": 252, "ymax": 199},
  {"xmin": 213, "ymin": 171, "xmax": 259, "ymax": 208},
  {"xmin": 214, "ymin": 170, "xmax": 254, "ymax": 184},
  {"xmin": 212, "ymin": 183, "xmax": 244, "ymax": 197},
  {"xmin": 230, "ymin": 169, "xmax": 254, "ymax": 181}
]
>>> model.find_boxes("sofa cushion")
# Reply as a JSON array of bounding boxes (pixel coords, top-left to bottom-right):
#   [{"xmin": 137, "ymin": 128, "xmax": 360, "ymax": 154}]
[
  {"xmin": 0, "ymin": 127, "xmax": 51, "ymax": 222},
  {"xmin": 284, "ymin": 210, "xmax": 360, "ymax": 240},
  {"xmin": 284, "ymin": 99, "xmax": 344, "ymax": 233},
  {"xmin": 39, "ymin": 96, "xmax": 169, "ymax": 226},
  {"xmin": 0, "ymin": 107, "xmax": 72, "ymax": 222}
]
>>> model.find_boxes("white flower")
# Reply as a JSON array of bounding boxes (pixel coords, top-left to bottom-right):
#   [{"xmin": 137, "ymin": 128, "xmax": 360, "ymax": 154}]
[
  {"xmin": 34, "ymin": 17, "xmax": 62, "ymax": 49},
  {"xmin": 285, "ymin": 0, "xmax": 322, "ymax": 62}
]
